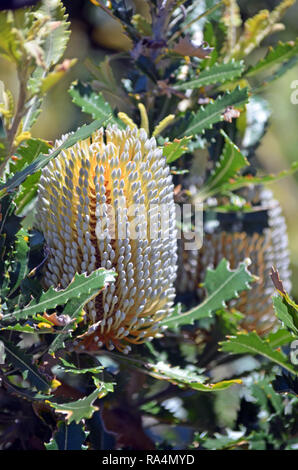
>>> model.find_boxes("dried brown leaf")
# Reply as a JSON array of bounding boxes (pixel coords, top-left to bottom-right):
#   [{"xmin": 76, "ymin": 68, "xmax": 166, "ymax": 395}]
[{"xmin": 173, "ymin": 37, "xmax": 214, "ymax": 58}]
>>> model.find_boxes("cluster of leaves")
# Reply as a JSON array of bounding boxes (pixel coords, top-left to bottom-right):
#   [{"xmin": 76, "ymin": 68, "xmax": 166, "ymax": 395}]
[
  {"xmin": 0, "ymin": 0, "xmax": 297, "ymax": 451},
  {"xmin": 0, "ymin": 0, "xmax": 75, "ymax": 170},
  {"xmin": 192, "ymin": 374, "xmax": 298, "ymax": 450}
]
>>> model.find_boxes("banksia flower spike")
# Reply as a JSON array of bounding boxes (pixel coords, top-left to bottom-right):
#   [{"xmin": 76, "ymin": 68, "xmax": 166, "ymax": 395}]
[
  {"xmin": 36, "ymin": 125, "xmax": 178, "ymax": 354},
  {"xmin": 176, "ymin": 187, "xmax": 291, "ymax": 336}
]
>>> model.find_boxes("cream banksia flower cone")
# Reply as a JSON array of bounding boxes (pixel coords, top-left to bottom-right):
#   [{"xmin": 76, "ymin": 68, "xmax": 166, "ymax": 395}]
[
  {"xmin": 176, "ymin": 186, "xmax": 291, "ymax": 336},
  {"xmin": 36, "ymin": 125, "xmax": 178, "ymax": 354}
]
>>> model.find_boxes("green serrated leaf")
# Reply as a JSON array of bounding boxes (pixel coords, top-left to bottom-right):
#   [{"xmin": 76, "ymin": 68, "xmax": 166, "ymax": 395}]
[
  {"xmin": 251, "ymin": 377, "xmax": 283, "ymax": 414},
  {"xmin": 147, "ymin": 361, "xmax": 242, "ymax": 392},
  {"xmin": 194, "ymin": 432, "xmax": 245, "ymax": 450},
  {"xmin": 273, "ymin": 295, "xmax": 298, "ymax": 336},
  {"xmin": 0, "ymin": 118, "xmax": 107, "ymax": 198},
  {"xmin": 162, "ymin": 259, "xmax": 255, "ymax": 329},
  {"xmin": 1, "ymin": 323, "xmax": 36, "ymax": 334},
  {"xmin": 27, "ymin": 0, "xmax": 70, "ymax": 96},
  {"xmin": 210, "ymin": 161, "xmax": 298, "ymax": 195},
  {"xmin": 10, "ymin": 138, "xmax": 51, "ymax": 175},
  {"xmin": 266, "ymin": 328, "xmax": 296, "ymax": 348},
  {"xmin": 199, "ymin": 130, "xmax": 249, "ymax": 199},
  {"xmin": 246, "ymin": 38, "xmax": 298, "ymax": 77},
  {"xmin": 69, "ymin": 81, "xmax": 123, "ymax": 127},
  {"xmin": 57, "ymin": 357, "xmax": 104, "ymax": 375},
  {"xmin": 163, "ymin": 136, "xmax": 192, "ymax": 164},
  {"xmin": 176, "ymin": 61, "xmax": 244, "ymax": 91},
  {"xmin": 230, "ymin": 0, "xmax": 296, "ymax": 60},
  {"xmin": 41, "ymin": 0, "xmax": 70, "ymax": 66},
  {"xmin": 182, "ymin": 86, "xmax": 249, "ymax": 137},
  {"xmin": 45, "ymin": 421, "xmax": 89, "ymax": 450},
  {"xmin": 254, "ymin": 55, "xmax": 298, "ymax": 93},
  {"xmin": 46, "ymin": 378, "xmax": 114, "ymax": 424},
  {"xmin": 1, "ymin": 337, "xmax": 50, "ymax": 391},
  {"xmin": 219, "ymin": 331, "xmax": 297, "ymax": 375},
  {"xmin": 48, "ymin": 291, "xmax": 101, "ymax": 353},
  {"xmin": 1, "ymin": 268, "xmax": 116, "ymax": 323},
  {"xmin": 8, "ymin": 227, "xmax": 29, "ymax": 296},
  {"xmin": 14, "ymin": 170, "xmax": 41, "ymax": 213}
]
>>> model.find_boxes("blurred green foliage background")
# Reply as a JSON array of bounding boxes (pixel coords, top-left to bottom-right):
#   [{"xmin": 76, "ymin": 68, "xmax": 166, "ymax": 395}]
[{"xmin": 1, "ymin": 0, "xmax": 298, "ymax": 295}]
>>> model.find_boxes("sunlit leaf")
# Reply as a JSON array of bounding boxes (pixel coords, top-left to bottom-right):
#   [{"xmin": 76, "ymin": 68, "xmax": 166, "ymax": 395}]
[
  {"xmin": 163, "ymin": 136, "xmax": 192, "ymax": 164},
  {"xmin": 147, "ymin": 361, "xmax": 242, "ymax": 391},
  {"xmin": 162, "ymin": 259, "xmax": 255, "ymax": 329},
  {"xmin": 220, "ymin": 331, "xmax": 297, "ymax": 375},
  {"xmin": 1, "ymin": 268, "xmax": 116, "ymax": 323},
  {"xmin": 182, "ymin": 86, "xmax": 249, "ymax": 137},
  {"xmin": 175, "ymin": 60, "xmax": 244, "ymax": 90},
  {"xmin": 46, "ymin": 378, "xmax": 114, "ymax": 424},
  {"xmin": 69, "ymin": 81, "xmax": 123, "ymax": 127}
]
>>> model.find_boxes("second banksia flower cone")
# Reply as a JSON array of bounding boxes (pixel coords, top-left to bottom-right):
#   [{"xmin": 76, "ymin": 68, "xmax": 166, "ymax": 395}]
[{"xmin": 36, "ymin": 125, "xmax": 178, "ymax": 354}]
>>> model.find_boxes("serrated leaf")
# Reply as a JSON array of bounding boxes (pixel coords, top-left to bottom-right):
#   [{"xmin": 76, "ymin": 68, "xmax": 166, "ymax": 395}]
[
  {"xmin": 10, "ymin": 138, "xmax": 51, "ymax": 174},
  {"xmin": 199, "ymin": 130, "xmax": 249, "ymax": 199},
  {"xmin": 14, "ymin": 170, "xmax": 41, "ymax": 213},
  {"xmin": 162, "ymin": 259, "xmax": 255, "ymax": 329},
  {"xmin": 85, "ymin": 56, "xmax": 129, "ymax": 111},
  {"xmin": 163, "ymin": 136, "xmax": 191, "ymax": 164},
  {"xmin": 220, "ymin": 331, "xmax": 297, "ymax": 375},
  {"xmin": 28, "ymin": 0, "xmax": 70, "ymax": 95},
  {"xmin": 273, "ymin": 295, "xmax": 298, "ymax": 336},
  {"xmin": 8, "ymin": 227, "xmax": 29, "ymax": 296},
  {"xmin": 2, "ymin": 379, "xmax": 52, "ymax": 403},
  {"xmin": 1, "ymin": 268, "xmax": 116, "ymax": 323},
  {"xmin": 193, "ymin": 432, "xmax": 246, "ymax": 450},
  {"xmin": 1, "ymin": 337, "xmax": 50, "ymax": 391},
  {"xmin": 175, "ymin": 61, "xmax": 244, "ymax": 91},
  {"xmin": 57, "ymin": 357, "xmax": 104, "ymax": 375},
  {"xmin": 254, "ymin": 55, "xmax": 298, "ymax": 93},
  {"xmin": 251, "ymin": 377, "xmax": 283, "ymax": 414},
  {"xmin": 182, "ymin": 86, "xmax": 249, "ymax": 137},
  {"xmin": 246, "ymin": 38, "xmax": 298, "ymax": 77},
  {"xmin": 45, "ymin": 421, "xmax": 88, "ymax": 450},
  {"xmin": 38, "ymin": 0, "xmax": 70, "ymax": 68},
  {"xmin": 218, "ymin": 161, "xmax": 298, "ymax": 194},
  {"xmin": 48, "ymin": 291, "xmax": 101, "ymax": 353},
  {"xmin": 69, "ymin": 81, "xmax": 123, "ymax": 127},
  {"xmin": 18, "ymin": 1, "xmax": 71, "ymax": 130},
  {"xmin": 0, "ymin": 118, "xmax": 107, "ymax": 198},
  {"xmin": 147, "ymin": 361, "xmax": 242, "ymax": 392},
  {"xmin": 1, "ymin": 323, "xmax": 36, "ymax": 333},
  {"xmin": 231, "ymin": 0, "xmax": 296, "ymax": 60},
  {"xmin": 46, "ymin": 378, "xmax": 114, "ymax": 424},
  {"xmin": 266, "ymin": 328, "xmax": 296, "ymax": 348}
]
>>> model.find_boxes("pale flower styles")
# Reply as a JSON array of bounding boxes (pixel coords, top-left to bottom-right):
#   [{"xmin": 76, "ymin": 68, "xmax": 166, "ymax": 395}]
[{"xmin": 36, "ymin": 125, "xmax": 178, "ymax": 354}]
